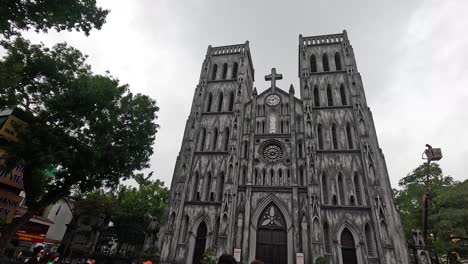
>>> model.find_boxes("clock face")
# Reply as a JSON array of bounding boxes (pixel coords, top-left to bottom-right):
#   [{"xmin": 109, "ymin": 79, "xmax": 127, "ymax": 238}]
[{"xmin": 266, "ymin": 94, "xmax": 280, "ymax": 106}]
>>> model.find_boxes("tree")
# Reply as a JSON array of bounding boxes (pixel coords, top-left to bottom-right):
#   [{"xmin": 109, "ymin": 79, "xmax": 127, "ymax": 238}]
[
  {"xmin": 0, "ymin": 0, "xmax": 109, "ymax": 38},
  {"xmin": 0, "ymin": 37, "xmax": 159, "ymax": 254},
  {"xmin": 394, "ymin": 163, "xmax": 456, "ymax": 236},
  {"xmin": 431, "ymin": 179, "xmax": 468, "ymax": 258}
]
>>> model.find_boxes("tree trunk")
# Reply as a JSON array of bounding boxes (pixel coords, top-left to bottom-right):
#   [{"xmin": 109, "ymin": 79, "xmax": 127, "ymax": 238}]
[{"xmin": 0, "ymin": 208, "xmax": 39, "ymax": 256}]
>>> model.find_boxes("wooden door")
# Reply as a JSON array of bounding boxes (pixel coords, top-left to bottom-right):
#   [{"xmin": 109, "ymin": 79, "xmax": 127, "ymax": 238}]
[
  {"xmin": 192, "ymin": 222, "xmax": 207, "ymax": 264},
  {"xmin": 255, "ymin": 204, "xmax": 287, "ymax": 264}
]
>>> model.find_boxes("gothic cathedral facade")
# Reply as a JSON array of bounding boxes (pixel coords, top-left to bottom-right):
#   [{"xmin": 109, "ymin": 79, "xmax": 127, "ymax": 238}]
[{"xmin": 158, "ymin": 31, "xmax": 409, "ymax": 264}]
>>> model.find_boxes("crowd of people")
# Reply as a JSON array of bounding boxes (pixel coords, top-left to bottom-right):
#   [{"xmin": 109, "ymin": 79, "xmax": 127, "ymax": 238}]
[{"xmin": 18, "ymin": 246, "xmax": 265, "ymax": 264}]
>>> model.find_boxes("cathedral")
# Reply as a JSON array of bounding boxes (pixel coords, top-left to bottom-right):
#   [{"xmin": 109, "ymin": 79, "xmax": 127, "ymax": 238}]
[{"xmin": 158, "ymin": 31, "xmax": 409, "ymax": 264}]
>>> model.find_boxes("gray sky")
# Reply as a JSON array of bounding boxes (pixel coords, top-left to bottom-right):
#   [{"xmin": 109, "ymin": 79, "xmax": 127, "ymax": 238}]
[{"xmin": 23, "ymin": 0, "xmax": 468, "ymax": 188}]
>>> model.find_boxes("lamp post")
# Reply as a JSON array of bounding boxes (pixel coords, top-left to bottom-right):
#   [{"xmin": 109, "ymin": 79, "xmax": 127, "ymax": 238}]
[{"xmin": 421, "ymin": 144, "xmax": 443, "ymax": 244}]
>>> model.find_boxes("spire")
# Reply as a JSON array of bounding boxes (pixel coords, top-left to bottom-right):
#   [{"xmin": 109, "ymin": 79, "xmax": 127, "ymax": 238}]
[
  {"xmin": 289, "ymin": 84, "xmax": 295, "ymax": 94},
  {"xmin": 253, "ymin": 87, "xmax": 257, "ymax": 95}
]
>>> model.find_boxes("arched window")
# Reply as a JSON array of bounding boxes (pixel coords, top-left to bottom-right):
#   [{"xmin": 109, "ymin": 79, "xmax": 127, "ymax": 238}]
[
  {"xmin": 278, "ymin": 169, "xmax": 283, "ymax": 186},
  {"xmin": 340, "ymin": 84, "xmax": 347, "ymax": 105},
  {"xmin": 256, "ymin": 121, "xmax": 260, "ymax": 133},
  {"xmin": 354, "ymin": 173, "xmax": 363, "ymax": 205},
  {"xmin": 317, "ymin": 124, "xmax": 324, "ymax": 150},
  {"xmin": 338, "ymin": 173, "xmax": 345, "ymax": 205},
  {"xmin": 217, "ymin": 92, "xmax": 224, "ymax": 112},
  {"xmin": 198, "ymin": 128, "xmax": 206, "ymax": 151},
  {"xmin": 346, "ymin": 124, "xmax": 354, "ymax": 149},
  {"xmin": 240, "ymin": 166, "xmax": 247, "ymax": 185},
  {"xmin": 313, "ymin": 85, "xmax": 320, "ymax": 107},
  {"xmin": 335, "ymin": 52, "xmax": 342, "ymax": 71},
  {"xmin": 192, "ymin": 222, "xmax": 208, "ymax": 264},
  {"xmin": 322, "ymin": 53, "xmax": 329, "ymax": 72},
  {"xmin": 212, "ymin": 128, "xmax": 218, "ymax": 150},
  {"xmin": 262, "ymin": 121, "xmax": 265, "ymax": 134},
  {"xmin": 223, "ymin": 127, "xmax": 230, "ymax": 151},
  {"xmin": 322, "ymin": 174, "xmax": 328, "ymax": 204},
  {"xmin": 262, "ymin": 168, "xmax": 266, "ymax": 185},
  {"xmin": 243, "ymin": 141, "xmax": 248, "ymax": 158},
  {"xmin": 365, "ymin": 224, "xmax": 375, "ymax": 256},
  {"xmin": 298, "ymin": 140, "xmax": 303, "ymax": 158},
  {"xmin": 270, "ymin": 169, "xmax": 275, "ymax": 185},
  {"xmin": 332, "ymin": 195, "xmax": 338, "ymax": 205},
  {"xmin": 206, "ymin": 92, "xmax": 213, "ymax": 112},
  {"xmin": 205, "ymin": 172, "xmax": 212, "ymax": 201},
  {"xmin": 222, "ymin": 63, "xmax": 228, "ymax": 79},
  {"xmin": 228, "ymin": 91, "xmax": 235, "ymax": 111},
  {"xmin": 287, "ymin": 169, "xmax": 291, "ymax": 185},
  {"xmin": 331, "ymin": 124, "xmax": 338, "ymax": 149},
  {"xmin": 341, "ymin": 228, "xmax": 358, "ymax": 263},
  {"xmin": 323, "ymin": 221, "xmax": 331, "ymax": 252},
  {"xmin": 192, "ymin": 172, "xmax": 200, "ymax": 201},
  {"xmin": 211, "ymin": 64, "xmax": 218, "ymax": 80},
  {"xmin": 327, "ymin": 85, "xmax": 333, "ymax": 106},
  {"xmin": 299, "ymin": 167, "xmax": 305, "ymax": 186},
  {"xmin": 310, "ymin": 54, "xmax": 317, "ymax": 72},
  {"xmin": 218, "ymin": 172, "xmax": 225, "ymax": 201},
  {"xmin": 232, "ymin": 62, "xmax": 238, "ymax": 79}
]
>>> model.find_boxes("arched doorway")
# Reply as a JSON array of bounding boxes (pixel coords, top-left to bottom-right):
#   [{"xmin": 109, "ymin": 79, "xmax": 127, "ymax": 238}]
[
  {"xmin": 192, "ymin": 222, "xmax": 207, "ymax": 264},
  {"xmin": 256, "ymin": 204, "xmax": 287, "ymax": 264},
  {"xmin": 341, "ymin": 228, "xmax": 358, "ymax": 264}
]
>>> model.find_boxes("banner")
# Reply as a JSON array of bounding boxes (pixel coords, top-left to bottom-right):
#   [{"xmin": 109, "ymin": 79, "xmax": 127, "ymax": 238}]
[{"xmin": 0, "ymin": 190, "xmax": 22, "ymax": 223}]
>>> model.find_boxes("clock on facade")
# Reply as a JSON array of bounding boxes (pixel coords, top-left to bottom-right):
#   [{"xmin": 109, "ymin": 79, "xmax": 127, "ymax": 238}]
[{"xmin": 265, "ymin": 94, "xmax": 280, "ymax": 106}]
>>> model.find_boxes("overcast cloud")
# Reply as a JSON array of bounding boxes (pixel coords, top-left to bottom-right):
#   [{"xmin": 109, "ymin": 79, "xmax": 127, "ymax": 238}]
[{"xmin": 20, "ymin": 0, "xmax": 468, "ymax": 187}]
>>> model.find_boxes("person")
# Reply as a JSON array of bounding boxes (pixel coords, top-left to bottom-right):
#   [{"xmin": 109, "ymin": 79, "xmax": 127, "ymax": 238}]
[
  {"xmin": 25, "ymin": 245, "xmax": 45, "ymax": 263},
  {"xmin": 45, "ymin": 252, "xmax": 60, "ymax": 264},
  {"xmin": 218, "ymin": 254, "xmax": 236, "ymax": 264},
  {"xmin": 86, "ymin": 256, "xmax": 96, "ymax": 264},
  {"xmin": 142, "ymin": 261, "xmax": 152, "ymax": 264}
]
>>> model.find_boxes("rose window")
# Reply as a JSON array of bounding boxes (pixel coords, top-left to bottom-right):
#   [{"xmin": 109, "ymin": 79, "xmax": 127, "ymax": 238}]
[{"xmin": 262, "ymin": 143, "xmax": 283, "ymax": 163}]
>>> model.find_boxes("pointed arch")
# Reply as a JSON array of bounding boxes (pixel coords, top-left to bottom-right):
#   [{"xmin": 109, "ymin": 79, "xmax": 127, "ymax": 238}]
[
  {"xmin": 338, "ymin": 173, "xmax": 346, "ymax": 205},
  {"xmin": 223, "ymin": 127, "xmax": 230, "ymax": 151},
  {"xmin": 228, "ymin": 91, "xmax": 235, "ymax": 111},
  {"xmin": 340, "ymin": 84, "xmax": 347, "ymax": 105},
  {"xmin": 340, "ymin": 228, "xmax": 358, "ymax": 263},
  {"xmin": 211, "ymin": 64, "xmax": 218, "ymax": 80},
  {"xmin": 354, "ymin": 173, "xmax": 363, "ymax": 205},
  {"xmin": 317, "ymin": 124, "xmax": 324, "ymax": 150},
  {"xmin": 322, "ymin": 53, "xmax": 330, "ymax": 72},
  {"xmin": 217, "ymin": 92, "xmax": 224, "ymax": 112},
  {"xmin": 335, "ymin": 52, "xmax": 342, "ymax": 71},
  {"xmin": 192, "ymin": 220, "xmax": 208, "ymax": 264},
  {"xmin": 313, "ymin": 85, "xmax": 320, "ymax": 107},
  {"xmin": 310, "ymin": 54, "xmax": 317, "ymax": 72},
  {"xmin": 327, "ymin": 85, "xmax": 333, "ymax": 106},
  {"xmin": 221, "ymin": 62, "xmax": 228, "ymax": 79},
  {"xmin": 332, "ymin": 123, "xmax": 338, "ymax": 149},
  {"xmin": 206, "ymin": 92, "xmax": 213, "ymax": 112},
  {"xmin": 346, "ymin": 123, "xmax": 354, "ymax": 149},
  {"xmin": 232, "ymin": 62, "xmax": 238, "ymax": 79},
  {"xmin": 212, "ymin": 128, "xmax": 218, "ymax": 151}
]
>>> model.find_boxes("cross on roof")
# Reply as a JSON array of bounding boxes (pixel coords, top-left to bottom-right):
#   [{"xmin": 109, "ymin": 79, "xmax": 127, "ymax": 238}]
[{"xmin": 265, "ymin": 68, "xmax": 283, "ymax": 91}]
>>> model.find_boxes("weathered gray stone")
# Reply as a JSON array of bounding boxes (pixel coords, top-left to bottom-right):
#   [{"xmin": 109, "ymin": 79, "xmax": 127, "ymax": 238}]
[{"xmin": 157, "ymin": 31, "xmax": 409, "ymax": 264}]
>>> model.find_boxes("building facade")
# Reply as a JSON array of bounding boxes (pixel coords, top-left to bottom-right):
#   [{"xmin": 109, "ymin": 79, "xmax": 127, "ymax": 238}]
[{"xmin": 158, "ymin": 31, "xmax": 409, "ymax": 264}]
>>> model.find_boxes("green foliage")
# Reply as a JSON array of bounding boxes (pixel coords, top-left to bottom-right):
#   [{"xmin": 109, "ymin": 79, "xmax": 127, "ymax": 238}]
[
  {"xmin": 0, "ymin": 37, "xmax": 159, "ymax": 213},
  {"xmin": 394, "ymin": 163, "xmax": 455, "ymax": 236},
  {"xmin": 431, "ymin": 179, "xmax": 468, "ymax": 257},
  {"xmin": 0, "ymin": 0, "xmax": 109, "ymax": 37},
  {"xmin": 315, "ymin": 256, "xmax": 328, "ymax": 264},
  {"xmin": 200, "ymin": 248, "xmax": 217, "ymax": 264}
]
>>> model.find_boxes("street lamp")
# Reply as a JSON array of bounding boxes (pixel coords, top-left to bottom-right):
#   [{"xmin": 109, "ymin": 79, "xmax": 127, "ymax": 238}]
[{"xmin": 421, "ymin": 144, "xmax": 443, "ymax": 244}]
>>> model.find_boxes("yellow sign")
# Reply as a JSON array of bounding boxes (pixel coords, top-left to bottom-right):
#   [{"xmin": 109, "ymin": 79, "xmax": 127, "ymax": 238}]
[
  {"xmin": 0, "ymin": 148, "xmax": 24, "ymax": 190},
  {"xmin": 0, "ymin": 189, "xmax": 22, "ymax": 223},
  {"xmin": 0, "ymin": 114, "xmax": 27, "ymax": 142}
]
